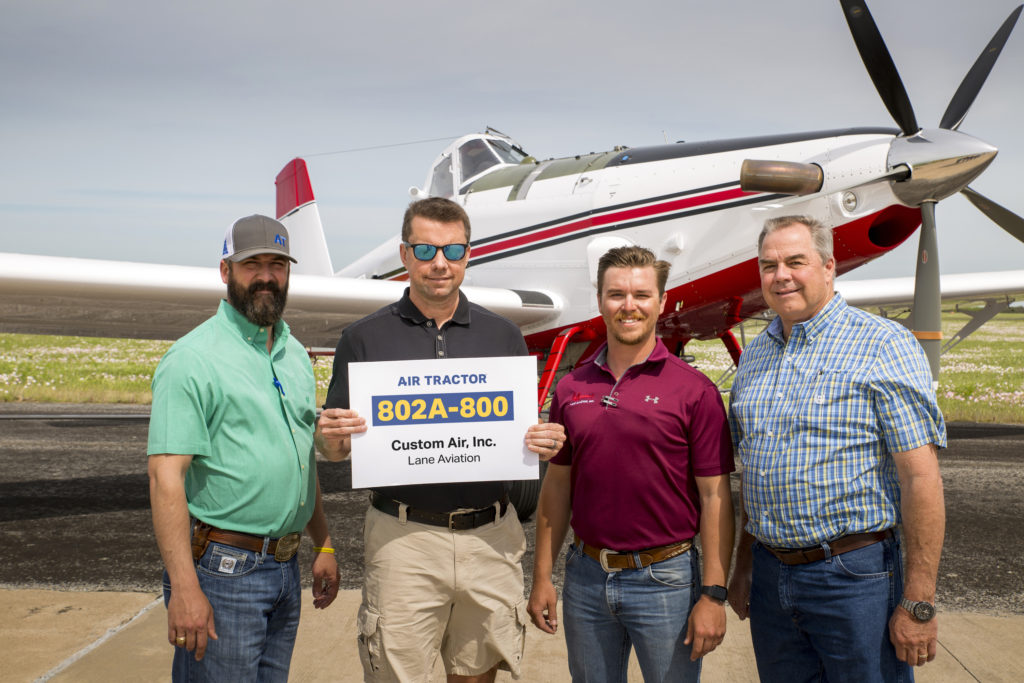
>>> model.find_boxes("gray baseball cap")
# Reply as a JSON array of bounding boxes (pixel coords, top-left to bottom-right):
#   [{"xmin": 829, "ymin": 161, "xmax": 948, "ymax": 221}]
[{"xmin": 221, "ymin": 214, "xmax": 298, "ymax": 263}]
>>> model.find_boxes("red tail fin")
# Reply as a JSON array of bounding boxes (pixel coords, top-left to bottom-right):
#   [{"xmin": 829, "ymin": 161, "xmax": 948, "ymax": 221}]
[{"xmin": 275, "ymin": 158, "xmax": 315, "ymax": 219}]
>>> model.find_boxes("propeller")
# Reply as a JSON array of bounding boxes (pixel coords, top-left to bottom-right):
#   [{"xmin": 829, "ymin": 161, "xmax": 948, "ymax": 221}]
[
  {"xmin": 839, "ymin": 1, "xmax": 1024, "ymax": 380},
  {"xmin": 839, "ymin": 0, "xmax": 919, "ymax": 136},
  {"xmin": 940, "ymin": 6, "xmax": 1023, "ymax": 131}
]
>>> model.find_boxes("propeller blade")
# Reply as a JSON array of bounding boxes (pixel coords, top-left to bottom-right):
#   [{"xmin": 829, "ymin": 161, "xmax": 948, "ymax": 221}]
[
  {"xmin": 839, "ymin": 0, "xmax": 919, "ymax": 135},
  {"xmin": 912, "ymin": 202, "xmax": 942, "ymax": 381},
  {"xmin": 939, "ymin": 5, "xmax": 1023, "ymax": 130},
  {"xmin": 962, "ymin": 186, "xmax": 1024, "ymax": 244}
]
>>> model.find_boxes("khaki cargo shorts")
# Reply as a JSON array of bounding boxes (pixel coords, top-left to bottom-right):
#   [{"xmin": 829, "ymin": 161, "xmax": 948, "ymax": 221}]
[{"xmin": 357, "ymin": 503, "xmax": 528, "ymax": 681}]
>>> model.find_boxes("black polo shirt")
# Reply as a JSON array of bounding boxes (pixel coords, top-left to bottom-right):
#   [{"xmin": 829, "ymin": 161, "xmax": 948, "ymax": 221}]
[{"xmin": 324, "ymin": 288, "xmax": 529, "ymax": 511}]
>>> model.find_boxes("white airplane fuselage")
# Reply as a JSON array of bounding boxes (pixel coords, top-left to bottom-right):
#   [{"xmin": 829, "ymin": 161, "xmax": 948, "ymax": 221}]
[{"xmin": 335, "ymin": 128, "xmax": 923, "ymax": 353}]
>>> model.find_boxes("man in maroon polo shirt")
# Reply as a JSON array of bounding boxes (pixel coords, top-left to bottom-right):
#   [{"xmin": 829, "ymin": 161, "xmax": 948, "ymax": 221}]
[{"xmin": 527, "ymin": 245, "xmax": 735, "ymax": 682}]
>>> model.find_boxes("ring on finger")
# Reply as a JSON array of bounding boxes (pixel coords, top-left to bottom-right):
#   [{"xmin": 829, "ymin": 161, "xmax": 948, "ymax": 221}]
[{"xmin": 175, "ymin": 635, "xmax": 186, "ymax": 646}]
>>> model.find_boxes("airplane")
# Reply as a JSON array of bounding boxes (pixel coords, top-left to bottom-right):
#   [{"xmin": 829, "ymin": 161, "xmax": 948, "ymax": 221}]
[{"xmin": 3, "ymin": 1, "xmax": 1024, "ymax": 515}]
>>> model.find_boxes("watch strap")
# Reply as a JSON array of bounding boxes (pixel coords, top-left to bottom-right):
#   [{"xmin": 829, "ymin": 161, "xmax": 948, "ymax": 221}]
[
  {"xmin": 701, "ymin": 584, "xmax": 728, "ymax": 602},
  {"xmin": 899, "ymin": 597, "xmax": 935, "ymax": 621}
]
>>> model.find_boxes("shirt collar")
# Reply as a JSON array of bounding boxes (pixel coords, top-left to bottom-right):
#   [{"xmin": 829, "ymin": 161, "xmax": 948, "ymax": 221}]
[
  {"xmin": 218, "ymin": 299, "xmax": 289, "ymax": 349},
  {"xmin": 766, "ymin": 292, "xmax": 846, "ymax": 345},
  {"xmin": 589, "ymin": 337, "xmax": 670, "ymax": 371},
  {"xmin": 396, "ymin": 288, "xmax": 471, "ymax": 328}
]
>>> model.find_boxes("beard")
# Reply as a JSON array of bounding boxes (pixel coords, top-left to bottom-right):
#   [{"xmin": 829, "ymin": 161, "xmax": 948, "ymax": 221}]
[
  {"xmin": 226, "ymin": 269, "xmax": 288, "ymax": 327},
  {"xmin": 609, "ymin": 313, "xmax": 656, "ymax": 346}
]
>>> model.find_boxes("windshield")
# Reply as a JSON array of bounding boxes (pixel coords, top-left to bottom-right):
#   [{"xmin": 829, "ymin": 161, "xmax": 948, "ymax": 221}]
[
  {"xmin": 459, "ymin": 139, "xmax": 500, "ymax": 180},
  {"xmin": 489, "ymin": 138, "xmax": 528, "ymax": 164}
]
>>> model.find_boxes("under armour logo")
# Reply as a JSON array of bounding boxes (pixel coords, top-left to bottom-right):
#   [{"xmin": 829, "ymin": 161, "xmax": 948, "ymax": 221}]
[{"xmin": 645, "ymin": 395, "xmax": 660, "ymax": 404}]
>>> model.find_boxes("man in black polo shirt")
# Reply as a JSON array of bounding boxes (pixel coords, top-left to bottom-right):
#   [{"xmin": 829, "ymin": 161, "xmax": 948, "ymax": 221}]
[{"xmin": 316, "ymin": 197, "xmax": 565, "ymax": 683}]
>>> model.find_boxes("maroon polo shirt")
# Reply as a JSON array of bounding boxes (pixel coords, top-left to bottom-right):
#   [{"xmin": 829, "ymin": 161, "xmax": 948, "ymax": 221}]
[{"xmin": 550, "ymin": 339, "xmax": 734, "ymax": 550}]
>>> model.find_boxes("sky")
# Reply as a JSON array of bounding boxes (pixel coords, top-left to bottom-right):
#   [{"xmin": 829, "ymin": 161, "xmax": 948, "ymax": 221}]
[{"xmin": 2, "ymin": 0, "xmax": 1023, "ymax": 280}]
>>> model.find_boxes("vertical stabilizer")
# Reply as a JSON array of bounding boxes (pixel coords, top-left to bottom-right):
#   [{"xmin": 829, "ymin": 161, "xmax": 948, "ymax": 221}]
[{"xmin": 275, "ymin": 158, "xmax": 334, "ymax": 276}]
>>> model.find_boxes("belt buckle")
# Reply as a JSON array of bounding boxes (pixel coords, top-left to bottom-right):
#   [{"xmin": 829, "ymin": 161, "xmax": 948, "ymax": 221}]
[
  {"xmin": 274, "ymin": 533, "xmax": 301, "ymax": 561},
  {"xmin": 599, "ymin": 548, "xmax": 623, "ymax": 573},
  {"xmin": 448, "ymin": 510, "xmax": 462, "ymax": 530}
]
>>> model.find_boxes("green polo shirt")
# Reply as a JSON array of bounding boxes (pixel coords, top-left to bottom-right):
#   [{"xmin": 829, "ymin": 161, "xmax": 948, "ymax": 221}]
[{"xmin": 148, "ymin": 300, "xmax": 317, "ymax": 537}]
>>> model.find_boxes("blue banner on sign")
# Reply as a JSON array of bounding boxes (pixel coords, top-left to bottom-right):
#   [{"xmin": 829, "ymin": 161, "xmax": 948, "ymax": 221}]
[{"xmin": 371, "ymin": 391, "xmax": 515, "ymax": 426}]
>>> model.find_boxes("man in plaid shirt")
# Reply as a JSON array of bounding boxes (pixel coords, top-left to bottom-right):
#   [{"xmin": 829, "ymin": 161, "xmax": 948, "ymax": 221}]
[{"xmin": 727, "ymin": 215, "xmax": 946, "ymax": 681}]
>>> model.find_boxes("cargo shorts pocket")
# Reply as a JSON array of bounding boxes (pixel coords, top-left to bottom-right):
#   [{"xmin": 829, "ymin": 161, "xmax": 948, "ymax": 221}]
[
  {"xmin": 357, "ymin": 604, "xmax": 389, "ymax": 678},
  {"xmin": 510, "ymin": 599, "xmax": 528, "ymax": 672},
  {"xmin": 490, "ymin": 598, "xmax": 528, "ymax": 677}
]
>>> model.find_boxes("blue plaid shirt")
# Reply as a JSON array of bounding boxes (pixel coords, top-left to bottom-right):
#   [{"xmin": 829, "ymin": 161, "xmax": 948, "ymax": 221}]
[{"xmin": 729, "ymin": 293, "xmax": 946, "ymax": 548}]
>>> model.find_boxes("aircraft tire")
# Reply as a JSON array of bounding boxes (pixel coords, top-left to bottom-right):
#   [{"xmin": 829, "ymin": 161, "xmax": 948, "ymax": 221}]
[{"xmin": 510, "ymin": 460, "xmax": 548, "ymax": 521}]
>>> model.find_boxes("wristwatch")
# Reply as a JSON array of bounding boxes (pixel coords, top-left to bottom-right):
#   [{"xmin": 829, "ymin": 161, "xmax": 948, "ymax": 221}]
[
  {"xmin": 899, "ymin": 598, "xmax": 936, "ymax": 622},
  {"xmin": 701, "ymin": 585, "xmax": 728, "ymax": 603}
]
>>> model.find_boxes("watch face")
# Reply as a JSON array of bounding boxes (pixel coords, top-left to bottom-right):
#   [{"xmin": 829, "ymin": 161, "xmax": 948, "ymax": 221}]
[{"xmin": 913, "ymin": 602, "xmax": 935, "ymax": 621}]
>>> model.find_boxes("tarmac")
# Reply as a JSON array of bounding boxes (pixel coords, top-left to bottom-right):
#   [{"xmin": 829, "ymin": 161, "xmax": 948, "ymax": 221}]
[
  {"xmin": 3, "ymin": 407, "xmax": 1023, "ymax": 682},
  {"xmin": 8, "ymin": 589, "xmax": 1024, "ymax": 682}
]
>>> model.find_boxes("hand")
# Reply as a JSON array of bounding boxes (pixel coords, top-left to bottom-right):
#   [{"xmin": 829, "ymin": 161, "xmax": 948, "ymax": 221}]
[
  {"xmin": 311, "ymin": 550, "xmax": 340, "ymax": 609},
  {"xmin": 318, "ymin": 408, "xmax": 367, "ymax": 442},
  {"xmin": 727, "ymin": 565, "xmax": 752, "ymax": 620},
  {"xmin": 889, "ymin": 606, "xmax": 937, "ymax": 666},
  {"xmin": 167, "ymin": 584, "xmax": 218, "ymax": 660},
  {"xmin": 527, "ymin": 578, "xmax": 560, "ymax": 634},
  {"xmin": 685, "ymin": 596, "xmax": 726, "ymax": 660},
  {"xmin": 525, "ymin": 422, "xmax": 566, "ymax": 462},
  {"xmin": 316, "ymin": 408, "xmax": 366, "ymax": 460}
]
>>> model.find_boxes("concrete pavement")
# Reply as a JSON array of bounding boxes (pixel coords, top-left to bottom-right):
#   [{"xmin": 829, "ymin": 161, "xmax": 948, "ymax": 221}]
[{"xmin": 9, "ymin": 589, "xmax": 1023, "ymax": 682}]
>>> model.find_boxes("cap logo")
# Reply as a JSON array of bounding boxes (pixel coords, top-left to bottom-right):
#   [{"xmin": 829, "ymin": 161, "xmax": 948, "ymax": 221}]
[
  {"xmin": 222, "ymin": 239, "xmax": 229, "ymax": 256},
  {"xmin": 274, "ymin": 234, "xmax": 287, "ymax": 247}
]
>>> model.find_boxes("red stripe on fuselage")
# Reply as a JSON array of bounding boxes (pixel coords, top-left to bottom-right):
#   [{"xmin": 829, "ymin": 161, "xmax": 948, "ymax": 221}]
[{"xmin": 469, "ymin": 186, "xmax": 751, "ymax": 258}]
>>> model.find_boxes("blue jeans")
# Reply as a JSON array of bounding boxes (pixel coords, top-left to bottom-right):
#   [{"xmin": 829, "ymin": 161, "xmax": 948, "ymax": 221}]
[
  {"xmin": 562, "ymin": 543, "xmax": 701, "ymax": 683},
  {"xmin": 749, "ymin": 535, "xmax": 912, "ymax": 683},
  {"xmin": 162, "ymin": 539, "xmax": 302, "ymax": 682}
]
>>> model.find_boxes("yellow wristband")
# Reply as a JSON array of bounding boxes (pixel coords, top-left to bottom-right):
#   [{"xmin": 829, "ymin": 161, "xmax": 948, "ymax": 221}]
[{"xmin": 313, "ymin": 546, "xmax": 335, "ymax": 554}]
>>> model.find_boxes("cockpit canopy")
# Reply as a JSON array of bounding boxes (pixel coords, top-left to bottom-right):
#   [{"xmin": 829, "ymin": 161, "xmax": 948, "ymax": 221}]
[{"xmin": 424, "ymin": 132, "xmax": 529, "ymax": 198}]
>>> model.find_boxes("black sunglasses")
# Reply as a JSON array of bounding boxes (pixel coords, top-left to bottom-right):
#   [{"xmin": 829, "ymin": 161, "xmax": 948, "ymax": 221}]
[{"xmin": 403, "ymin": 242, "xmax": 468, "ymax": 261}]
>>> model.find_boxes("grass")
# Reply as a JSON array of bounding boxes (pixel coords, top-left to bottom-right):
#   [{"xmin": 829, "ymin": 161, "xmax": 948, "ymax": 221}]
[
  {"xmin": 2, "ymin": 309, "xmax": 1022, "ymax": 423},
  {"xmin": 0, "ymin": 334, "xmax": 336, "ymax": 407}
]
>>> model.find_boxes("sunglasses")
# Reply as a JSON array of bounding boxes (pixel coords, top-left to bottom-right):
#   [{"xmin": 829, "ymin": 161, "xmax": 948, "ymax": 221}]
[{"xmin": 403, "ymin": 242, "xmax": 469, "ymax": 261}]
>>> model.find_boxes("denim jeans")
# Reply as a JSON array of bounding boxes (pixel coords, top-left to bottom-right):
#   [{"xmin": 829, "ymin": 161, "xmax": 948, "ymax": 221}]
[
  {"xmin": 749, "ymin": 534, "xmax": 912, "ymax": 683},
  {"xmin": 162, "ymin": 539, "xmax": 302, "ymax": 683},
  {"xmin": 562, "ymin": 543, "xmax": 701, "ymax": 683}
]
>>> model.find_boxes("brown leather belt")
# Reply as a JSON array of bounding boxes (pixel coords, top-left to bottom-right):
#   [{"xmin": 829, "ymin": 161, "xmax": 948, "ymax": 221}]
[
  {"xmin": 574, "ymin": 534, "xmax": 693, "ymax": 572},
  {"xmin": 765, "ymin": 530, "xmax": 893, "ymax": 566},
  {"xmin": 371, "ymin": 492, "xmax": 509, "ymax": 531},
  {"xmin": 191, "ymin": 521, "xmax": 301, "ymax": 562}
]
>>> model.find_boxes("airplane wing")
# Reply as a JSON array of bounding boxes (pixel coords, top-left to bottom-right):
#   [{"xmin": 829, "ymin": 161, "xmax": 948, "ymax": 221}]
[
  {"xmin": 836, "ymin": 270, "xmax": 1024, "ymax": 353},
  {"xmin": 0, "ymin": 252, "xmax": 561, "ymax": 347},
  {"xmin": 0, "ymin": 158, "xmax": 561, "ymax": 347},
  {"xmin": 836, "ymin": 270, "xmax": 1024, "ymax": 309}
]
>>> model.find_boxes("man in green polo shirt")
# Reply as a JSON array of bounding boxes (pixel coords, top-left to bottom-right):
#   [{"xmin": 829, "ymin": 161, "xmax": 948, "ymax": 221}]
[{"xmin": 148, "ymin": 215, "xmax": 339, "ymax": 682}]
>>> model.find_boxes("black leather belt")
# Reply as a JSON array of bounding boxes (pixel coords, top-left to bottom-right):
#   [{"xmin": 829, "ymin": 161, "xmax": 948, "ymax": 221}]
[{"xmin": 371, "ymin": 492, "xmax": 509, "ymax": 530}]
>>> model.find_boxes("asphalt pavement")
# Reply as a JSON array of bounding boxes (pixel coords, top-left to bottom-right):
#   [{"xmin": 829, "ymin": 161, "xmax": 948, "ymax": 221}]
[{"xmin": 1, "ymin": 403, "xmax": 1022, "ymax": 681}]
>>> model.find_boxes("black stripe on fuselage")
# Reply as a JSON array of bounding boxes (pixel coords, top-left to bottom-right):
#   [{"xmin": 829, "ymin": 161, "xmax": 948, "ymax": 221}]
[
  {"xmin": 471, "ymin": 180, "xmax": 740, "ymax": 248},
  {"xmin": 467, "ymin": 193, "xmax": 785, "ymax": 267}
]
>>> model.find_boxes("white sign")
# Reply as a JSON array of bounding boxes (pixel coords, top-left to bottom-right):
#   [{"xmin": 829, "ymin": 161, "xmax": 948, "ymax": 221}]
[{"xmin": 348, "ymin": 356, "xmax": 539, "ymax": 488}]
